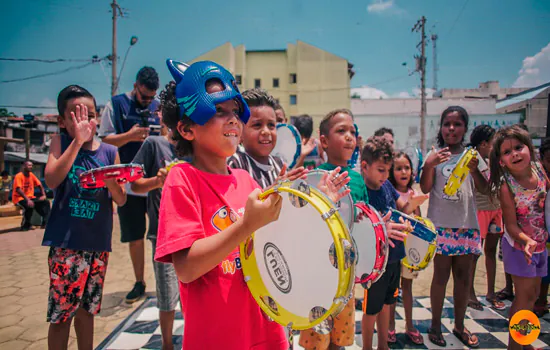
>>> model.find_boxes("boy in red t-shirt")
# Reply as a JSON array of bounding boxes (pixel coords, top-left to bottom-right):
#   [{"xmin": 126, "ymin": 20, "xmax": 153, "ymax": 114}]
[{"xmin": 154, "ymin": 60, "xmax": 350, "ymax": 350}]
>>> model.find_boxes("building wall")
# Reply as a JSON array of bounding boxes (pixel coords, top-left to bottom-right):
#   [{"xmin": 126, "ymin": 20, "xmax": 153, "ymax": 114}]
[
  {"xmin": 354, "ymin": 113, "xmax": 521, "ymax": 151},
  {"xmin": 189, "ymin": 41, "xmax": 351, "ymax": 129},
  {"xmin": 351, "ymin": 98, "xmax": 496, "ymax": 116},
  {"xmin": 438, "ymin": 81, "xmax": 529, "ymax": 100},
  {"xmin": 496, "ymin": 90, "xmax": 549, "ymax": 137}
]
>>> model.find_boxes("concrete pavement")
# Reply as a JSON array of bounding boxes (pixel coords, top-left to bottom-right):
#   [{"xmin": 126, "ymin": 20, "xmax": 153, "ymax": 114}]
[{"xmin": 0, "ymin": 208, "xmax": 507, "ymax": 349}]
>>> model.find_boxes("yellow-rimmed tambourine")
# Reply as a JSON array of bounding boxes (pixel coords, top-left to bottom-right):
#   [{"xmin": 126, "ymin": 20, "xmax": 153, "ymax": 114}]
[
  {"xmin": 389, "ymin": 209, "xmax": 437, "ymax": 271},
  {"xmin": 443, "ymin": 147, "xmax": 478, "ymax": 196},
  {"xmin": 240, "ymin": 179, "xmax": 355, "ymax": 333},
  {"xmin": 165, "ymin": 160, "xmax": 187, "ymax": 172}
]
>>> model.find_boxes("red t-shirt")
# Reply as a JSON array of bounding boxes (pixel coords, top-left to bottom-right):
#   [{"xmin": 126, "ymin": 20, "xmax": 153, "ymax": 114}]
[{"xmin": 155, "ymin": 163, "xmax": 288, "ymax": 350}]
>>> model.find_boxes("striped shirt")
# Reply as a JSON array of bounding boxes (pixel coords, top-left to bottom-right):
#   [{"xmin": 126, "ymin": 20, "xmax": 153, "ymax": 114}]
[{"xmin": 227, "ymin": 150, "xmax": 284, "ymax": 189}]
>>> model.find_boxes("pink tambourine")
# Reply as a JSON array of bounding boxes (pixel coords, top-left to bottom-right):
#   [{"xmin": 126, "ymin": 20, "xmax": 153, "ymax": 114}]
[{"xmin": 79, "ymin": 164, "xmax": 144, "ymax": 189}]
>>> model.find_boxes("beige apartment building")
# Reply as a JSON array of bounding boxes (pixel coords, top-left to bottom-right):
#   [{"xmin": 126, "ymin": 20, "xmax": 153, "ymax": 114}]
[{"xmin": 190, "ymin": 41, "xmax": 354, "ymax": 126}]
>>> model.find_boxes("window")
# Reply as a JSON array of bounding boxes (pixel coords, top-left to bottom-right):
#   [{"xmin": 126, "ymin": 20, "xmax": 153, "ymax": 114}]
[
  {"xmin": 290, "ymin": 73, "xmax": 297, "ymax": 84},
  {"xmin": 235, "ymin": 75, "xmax": 242, "ymax": 85},
  {"xmin": 254, "ymin": 79, "xmax": 261, "ymax": 88},
  {"xmin": 273, "ymin": 78, "xmax": 279, "ymax": 88},
  {"xmin": 290, "ymin": 95, "xmax": 297, "ymax": 105}
]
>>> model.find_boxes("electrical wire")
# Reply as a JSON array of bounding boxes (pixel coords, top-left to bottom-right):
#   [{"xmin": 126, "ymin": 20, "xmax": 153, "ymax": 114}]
[
  {"xmin": 446, "ymin": 0, "xmax": 470, "ymax": 37},
  {"xmin": 0, "ymin": 57, "xmax": 98, "ymax": 63}
]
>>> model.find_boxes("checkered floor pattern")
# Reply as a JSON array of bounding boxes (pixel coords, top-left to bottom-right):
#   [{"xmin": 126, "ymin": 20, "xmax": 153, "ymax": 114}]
[{"xmin": 96, "ymin": 296, "xmax": 550, "ymax": 350}]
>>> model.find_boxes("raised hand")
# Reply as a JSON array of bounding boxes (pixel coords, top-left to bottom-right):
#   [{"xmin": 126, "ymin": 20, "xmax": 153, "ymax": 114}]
[
  {"xmin": 276, "ymin": 164, "xmax": 308, "ymax": 183},
  {"xmin": 317, "ymin": 167, "xmax": 351, "ymax": 204},
  {"xmin": 466, "ymin": 154, "xmax": 479, "ymax": 171},
  {"xmin": 156, "ymin": 168, "xmax": 168, "ymax": 187},
  {"xmin": 129, "ymin": 124, "xmax": 150, "ymax": 142},
  {"xmin": 425, "ymin": 146, "xmax": 451, "ymax": 169},
  {"xmin": 71, "ymin": 104, "xmax": 97, "ymax": 145},
  {"xmin": 408, "ymin": 192, "xmax": 429, "ymax": 209},
  {"xmin": 302, "ymin": 138, "xmax": 317, "ymax": 156}
]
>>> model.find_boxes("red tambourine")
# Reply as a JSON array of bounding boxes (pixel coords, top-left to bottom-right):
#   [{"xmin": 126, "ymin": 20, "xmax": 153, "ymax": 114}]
[
  {"xmin": 79, "ymin": 164, "xmax": 144, "ymax": 189},
  {"xmin": 353, "ymin": 202, "xmax": 389, "ymax": 288}
]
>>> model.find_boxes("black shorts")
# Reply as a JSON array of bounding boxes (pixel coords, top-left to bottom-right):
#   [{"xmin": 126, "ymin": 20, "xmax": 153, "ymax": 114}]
[
  {"xmin": 362, "ymin": 261, "xmax": 401, "ymax": 315},
  {"xmin": 118, "ymin": 195, "xmax": 147, "ymax": 243}
]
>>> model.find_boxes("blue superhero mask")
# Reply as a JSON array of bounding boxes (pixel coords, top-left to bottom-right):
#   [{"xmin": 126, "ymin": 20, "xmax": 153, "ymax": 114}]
[{"xmin": 166, "ymin": 59, "xmax": 250, "ymax": 125}]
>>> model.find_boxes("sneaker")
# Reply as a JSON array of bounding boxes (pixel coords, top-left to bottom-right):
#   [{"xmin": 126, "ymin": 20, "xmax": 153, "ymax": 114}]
[{"xmin": 125, "ymin": 281, "xmax": 146, "ymax": 304}]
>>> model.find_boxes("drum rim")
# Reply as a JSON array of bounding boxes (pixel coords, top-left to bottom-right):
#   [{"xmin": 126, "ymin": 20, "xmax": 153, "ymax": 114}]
[
  {"xmin": 354, "ymin": 202, "xmax": 389, "ymax": 284},
  {"xmin": 240, "ymin": 180, "xmax": 354, "ymax": 330},
  {"xmin": 273, "ymin": 124, "xmax": 302, "ymax": 169},
  {"xmin": 79, "ymin": 163, "xmax": 144, "ymax": 177}
]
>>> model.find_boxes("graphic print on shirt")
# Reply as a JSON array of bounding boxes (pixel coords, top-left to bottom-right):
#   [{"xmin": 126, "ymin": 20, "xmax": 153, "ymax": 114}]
[
  {"xmin": 211, "ymin": 206, "xmax": 241, "ymax": 274},
  {"xmin": 441, "ymin": 163, "xmax": 461, "ymax": 202},
  {"xmin": 67, "ymin": 153, "xmax": 105, "ymax": 220}
]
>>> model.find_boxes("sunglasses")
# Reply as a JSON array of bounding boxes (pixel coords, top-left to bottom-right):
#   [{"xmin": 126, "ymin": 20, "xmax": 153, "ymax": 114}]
[{"xmin": 136, "ymin": 86, "xmax": 156, "ymax": 102}]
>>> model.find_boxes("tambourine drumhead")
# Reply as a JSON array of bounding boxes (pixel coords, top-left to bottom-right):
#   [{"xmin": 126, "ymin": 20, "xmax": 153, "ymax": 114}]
[
  {"xmin": 305, "ymin": 170, "xmax": 354, "ymax": 233},
  {"xmin": 240, "ymin": 180, "xmax": 354, "ymax": 331},
  {"xmin": 79, "ymin": 163, "xmax": 144, "ymax": 189},
  {"xmin": 353, "ymin": 203, "xmax": 388, "ymax": 287},
  {"xmin": 272, "ymin": 124, "xmax": 301, "ymax": 169},
  {"xmin": 389, "ymin": 209, "xmax": 436, "ymax": 271}
]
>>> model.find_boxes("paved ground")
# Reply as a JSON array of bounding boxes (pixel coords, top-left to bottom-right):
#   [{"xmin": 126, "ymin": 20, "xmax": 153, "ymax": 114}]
[{"xmin": 0, "ymin": 203, "xmax": 508, "ymax": 350}]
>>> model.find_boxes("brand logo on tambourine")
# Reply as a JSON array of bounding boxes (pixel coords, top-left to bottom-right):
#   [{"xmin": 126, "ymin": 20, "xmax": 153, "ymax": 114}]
[
  {"xmin": 264, "ymin": 242, "xmax": 292, "ymax": 294},
  {"xmin": 408, "ymin": 248, "xmax": 421, "ymax": 264}
]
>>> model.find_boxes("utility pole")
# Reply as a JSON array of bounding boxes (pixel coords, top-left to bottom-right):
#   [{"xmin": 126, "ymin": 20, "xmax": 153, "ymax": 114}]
[
  {"xmin": 431, "ymin": 33, "xmax": 438, "ymax": 92},
  {"xmin": 110, "ymin": 0, "xmax": 123, "ymax": 96},
  {"xmin": 412, "ymin": 16, "xmax": 427, "ymax": 154}
]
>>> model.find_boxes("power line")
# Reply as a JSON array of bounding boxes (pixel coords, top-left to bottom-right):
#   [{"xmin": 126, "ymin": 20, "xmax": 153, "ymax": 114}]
[
  {"xmin": 0, "ymin": 105, "xmax": 57, "ymax": 109},
  {"xmin": 0, "ymin": 57, "xmax": 99, "ymax": 63},
  {"xmin": 446, "ymin": 0, "xmax": 470, "ymax": 37},
  {"xmin": 0, "ymin": 57, "xmax": 108, "ymax": 84}
]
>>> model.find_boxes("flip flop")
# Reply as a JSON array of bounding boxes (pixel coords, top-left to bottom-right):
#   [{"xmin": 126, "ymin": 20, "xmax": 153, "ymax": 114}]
[
  {"xmin": 468, "ymin": 300, "xmax": 484, "ymax": 311},
  {"xmin": 428, "ymin": 327, "xmax": 446, "ymax": 347},
  {"xmin": 387, "ymin": 329, "xmax": 397, "ymax": 344},
  {"xmin": 496, "ymin": 288, "xmax": 514, "ymax": 301},
  {"xmin": 453, "ymin": 327, "xmax": 479, "ymax": 348},
  {"xmin": 486, "ymin": 297, "xmax": 506, "ymax": 311},
  {"xmin": 405, "ymin": 329, "xmax": 424, "ymax": 345}
]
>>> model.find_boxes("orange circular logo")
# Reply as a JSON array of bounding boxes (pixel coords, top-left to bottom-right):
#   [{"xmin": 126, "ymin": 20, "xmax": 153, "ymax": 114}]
[{"xmin": 509, "ymin": 310, "xmax": 540, "ymax": 345}]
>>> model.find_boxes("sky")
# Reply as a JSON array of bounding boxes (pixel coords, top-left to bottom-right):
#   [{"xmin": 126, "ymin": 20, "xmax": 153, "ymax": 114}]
[{"xmin": 1, "ymin": 0, "xmax": 550, "ymax": 115}]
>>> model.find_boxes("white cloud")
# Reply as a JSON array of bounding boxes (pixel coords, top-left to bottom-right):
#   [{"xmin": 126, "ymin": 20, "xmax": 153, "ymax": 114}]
[
  {"xmin": 394, "ymin": 91, "xmax": 412, "ymax": 98},
  {"xmin": 367, "ymin": 0, "xmax": 406, "ymax": 16},
  {"xmin": 412, "ymin": 87, "xmax": 435, "ymax": 98},
  {"xmin": 513, "ymin": 42, "xmax": 550, "ymax": 87},
  {"xmin": 351, "ymin": 86, "xmax": 388, "ymax": 99}
]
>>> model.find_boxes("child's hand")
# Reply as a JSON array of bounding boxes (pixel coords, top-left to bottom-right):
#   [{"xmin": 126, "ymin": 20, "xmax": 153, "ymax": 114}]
[
  {"xmin": 523, "ymin": 238, "xmax": 537, "ymax": 265},
  {"xmin": 276, "ymin": 164, "xmax": 308, "ymax": 182},
  {"xmin": 317, "ymin": 167, "xmax": 351, "ymax": 203},
  {"xmin": 466, "ymin": 154, "xmax": 479, "ymax": 171},
  {"xmin": 104, "ymin": 177, "xmax": 121, "ymax": 192},
  {"xmin": 408, "ymin": 192, "xmax": 429, "ymax": 209},
  {"xmin": 424, "ymin": 146, "xmax": 451, "ymax": 169},
  {"xmin": 71, "ymin": 104, "xmax": 97, "ymax": 145},
  {"xmin": 156, "ymin": 168, "xmax": 168, "ymax": 187},
  {"xmin": 382, "ymin": 211, "xmax": 411, "ymax": 248},
  {"xmin": 242, "ymin": 189, "xmax": 283, "ymax": 233},
  {"xmin": 302, "ymin": 138, "xmax": 317, "ymax": 156}
]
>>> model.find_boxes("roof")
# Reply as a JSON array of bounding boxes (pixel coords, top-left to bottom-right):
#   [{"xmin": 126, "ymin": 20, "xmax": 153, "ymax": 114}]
[
  {"xmin": 245, "ymin": 49, "xmax": 286, "ymax": 53},
  {"xmin": 4, "ymin": 152, "xmax": 49, "ymax": 164},
  {"xmin": 496, "ymin": 82, "xmax": 550, "ymax": 110}
]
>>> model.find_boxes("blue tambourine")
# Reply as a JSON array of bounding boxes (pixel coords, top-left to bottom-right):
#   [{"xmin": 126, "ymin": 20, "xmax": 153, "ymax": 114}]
[
  {"xmin": 271, "ymin": 124, "xmax": 302, "ymax": 169},
  {"xmin": 348, "ymin": 123, "xmax": 360, "ymax": 169}
]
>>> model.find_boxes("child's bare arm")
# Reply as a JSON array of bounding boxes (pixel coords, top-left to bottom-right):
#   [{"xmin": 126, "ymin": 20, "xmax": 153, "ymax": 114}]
[
  {"xmin": 131, "ymin": 168, "xmax": 167, "ymax": 194},
  {"xmin": 104, "ymin": 153, "xmax": 127, "ymax": 206},
  {"xmin": 44, "ymin": 134, "xmax": 82, "ymax": 189},
  {"xmin": 396, "ymin": 193, "xmax": 428, "ymax": 215},
  {"xmin": 172, "ymin": 189, "xmax": 282, "ymax": 283}
]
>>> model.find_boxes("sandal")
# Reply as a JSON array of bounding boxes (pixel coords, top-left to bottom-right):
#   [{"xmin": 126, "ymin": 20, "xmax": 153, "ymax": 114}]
[
  {"xmin": 428, "ymin": 327, "xmax": 446, "ymax": 347},
  {"xmin": 486, "ymin": 297, "xmax": 506, "ymax": 311},
  {"xmin": 496, "ymin": 288, "xmax": 514, "ymax": 301},
  {"xmin": 468, "ymin": 300, "xmax": 484, "ymax": 311},
  {"xmin": 405, "ymin": 328, "xmax": 424, "ymax": 345},
  {"xmin": 387, "ymin": 329, "xmax": 397, "ymax": 344},
  {"xmin": 452, "ymin": 327, "xmax": 479, "ymax": 348}
]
